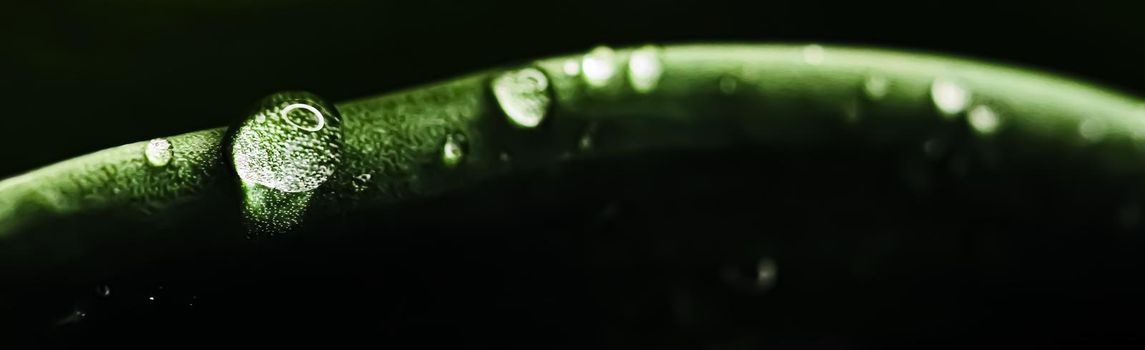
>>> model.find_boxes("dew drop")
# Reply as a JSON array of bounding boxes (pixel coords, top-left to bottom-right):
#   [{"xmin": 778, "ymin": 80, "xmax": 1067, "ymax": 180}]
[
  {"xmin": 144, "ymin": 138, "xmax": 173, "ymax": 167},
  {"xmin": 627, "ymin": 45, "xmax": 663, "ymax": 94},
  {"xmin": 442, "ymin": 134, "xmax": 467, "ymax": 168},
  {"xmin": 719, "ymin": 76, "xmax": 738, "ymax": 95},
  {"xmin": 930, "ymin": 79, "xmax": 970, "ymax": 117},
  {"xmin": 582, "ymin": 46, "xmax": 617, "ymax": 88},
  {"xmin": 492, "ymin": 67, "xmax": 552, "ymax": 129},
  {"xmin": 562, "ymin": 59, "xmax": 580, "ymax": 76},
  {"xmin": 863, "ymin": 75, "xmax": 890, "ymax": 100},
  {"xmin": 95, "ymin": 284, "xmax": 111, "ymax": 298},
  {"xmin": 802, "ymin": 44, "xmax": 825, "ymax": 65},
  {"xmin": 968, "ymin": 105, "xmax": 1001, "ymax": 135},
  {"xmin": 230, "ymin": 91, "xmax": 342, "ymax": 235},
  {"xmin": 1079, "ymin": 119, "xmax": 1109, "ymax": 142},
  {"xmin": 231, "ymin": 91, "xmax": 342, "ymax": 193}
]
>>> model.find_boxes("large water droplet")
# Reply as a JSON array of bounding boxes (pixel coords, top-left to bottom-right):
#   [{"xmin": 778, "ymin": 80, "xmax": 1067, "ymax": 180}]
[
  {"xmin": 582, "ymin": 46, "xmax": 617, "ymax": 88},
  {"xmin": 231, "ymin": 91, "xmax": 342, "ymax": 193},
  {"xmin": 230, "ymin": 91, "xmax": 342, "ymax": 235},
  {"xmin": 930, "ymin": 79, "xmax": 970, "ymax": 117},
  {"xmin": 802, "ymin": 44, "xmax": 825, "ymax": 65},
  {"xmin": 492, "ymin": 67, "xmax": 552, "ymax": 129},
  {"xmin": 145, "ymin": 138, "xmax": 173, "ymax": 167},
  {"xmin": 627, "ymin": 45, "xmax": 663, "ymax": 94},
  {"xmin": 442, "ymin": 133, "xmax": 467, "ymax": 168},
  {"xmin": 863, "ymin": 76, "xmax": 890, "ymax": 100},
  {"xmin": 968, "ymin": 105, "xmax": 1001, "ymax": 135}
]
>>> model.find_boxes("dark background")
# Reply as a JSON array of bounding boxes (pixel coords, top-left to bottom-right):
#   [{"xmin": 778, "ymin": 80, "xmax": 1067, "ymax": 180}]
[{"xmin": 2, "ymin": 0, "xmax": 1144, "ymax": 348}]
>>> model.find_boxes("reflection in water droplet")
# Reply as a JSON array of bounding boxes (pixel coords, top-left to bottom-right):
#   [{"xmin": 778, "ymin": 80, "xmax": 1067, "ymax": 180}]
[
  {"xmin": 562, "ymin": 59, "xmax": 580, "ymax": 76},
  {"xmin": 627, "ymin": 45, "xmax": 663, "ymax": 94},
  {"xmin": 968, "ymin": 105, "xmax": 1001, "ymax": 135},
  {"xmin": 863, "ymin": 76, "xmax": 890, "ymax": 100},
  {"xmin": 492, "ymin": 67, "xmax": 552, "ymax": 129},
  {"xmin": 145, "ymin": 138, "xmax": 173, "ymax": 167},
  {"xmin": 930, "ymin": 79, "xmax": 970, "ymax": 117},
  {"xmin": 442, "ymin": 134, "xmax": 467, "ymax": 168},
  {"xmin": 582, "ymin": 46, "xmax": 617, "ymax": 87},
  {"xmin": 95, "ymin": 284, "xmax": 111, "ymax": 298},
  {"xmin": 719, "ymin": 76, "xmax": 738, "ymax": 95},
  {"xmin": 1079, "ymin": 119, "xmax": 1109, "ymax": 142},
  {"xmin": 802, "ymin": 44, "xmax": 825, "ymax": 65},
  {"xmin": 230, "ymin": 91, "xmax": 342, "ymax": 235}
]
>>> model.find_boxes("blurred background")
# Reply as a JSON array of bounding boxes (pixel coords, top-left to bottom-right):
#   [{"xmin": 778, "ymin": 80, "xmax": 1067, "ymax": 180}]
[{"xmin": 2, "ymin": 0, "xmax": 1144, "ymax": 348}]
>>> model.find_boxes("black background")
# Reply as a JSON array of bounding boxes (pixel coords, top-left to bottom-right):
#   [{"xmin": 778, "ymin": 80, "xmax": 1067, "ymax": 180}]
[{"xmin": 2, "ymin": 0, "xmax": 1144, "ymax": 348}]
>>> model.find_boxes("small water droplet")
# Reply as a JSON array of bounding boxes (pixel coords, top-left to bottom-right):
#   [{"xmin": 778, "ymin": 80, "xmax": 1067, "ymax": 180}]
[
  {"xmin": 968, "ymin": 105, "xmax": 1001, "ymax": 135},
  {"xmin": 145, "ymin": 138, "xmax": 173, "ymax": 167},
  {"xmin": 802, "ymin": 44, "xmax": 825, "ymax": 65},
  {"xmin": 582, "ymin": 46, "xmax": 617, "ymax": 88},
  {"xmin": 930, "ymin": 79, "xmax": 970, "ymax": 117},
  {"xmin": 863, "ymin": 75, "xmax": 890, "ymax": 100},
  {"xmin": 718, "ymin": 76, "xmax": 738, "ymax": 95},
  {"xmin": 148, "ymin": 296, "xmax": 155, "ymax": 301},
  {"xmin": 442, "ymin": 134, "xmax": 467, "ymax": 168},
  {"xmin": 721, "ymin": 257, "xmax": 778, "ymax": 293},
  {"xmin": 1079, "ymin": 119, "xmax": 1109, "ymax": 142},
  {"xmin": 95, "ymin": 284, "xmax": 111, "ymax": 297},
  {"xmin": 499, "ymin": 152, "xmax": 511, "ymax": 162},
  {"xmin": 627, "ymin": 45, "xmax": 663, "ymax": 94},
  {"xmin": 492, "ymin": 67, "xmax": 552, "ymax": 129},
  {"xmin": 562, "ymin": 59, "xmax": 580, "ymax": 76}
]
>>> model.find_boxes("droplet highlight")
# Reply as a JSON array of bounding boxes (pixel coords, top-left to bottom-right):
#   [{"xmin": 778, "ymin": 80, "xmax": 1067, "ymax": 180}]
[
  {"xmin": 145, "ymin": 138, "xmax": 173, "ymax": 167},
  {"xmin": 930, "ymin": 79, "xmax": 970, "ymax": 117},
  {"xmin": 627, "ymin": 45, "xmax": 663, "ymax": 94},
  {"xmin": 582, "ymin": 46, "xmax": 617, "ymax": 88},
  {"xmin": 492, "ymin": 67, "xmax": 552, "ymax": 129}
]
